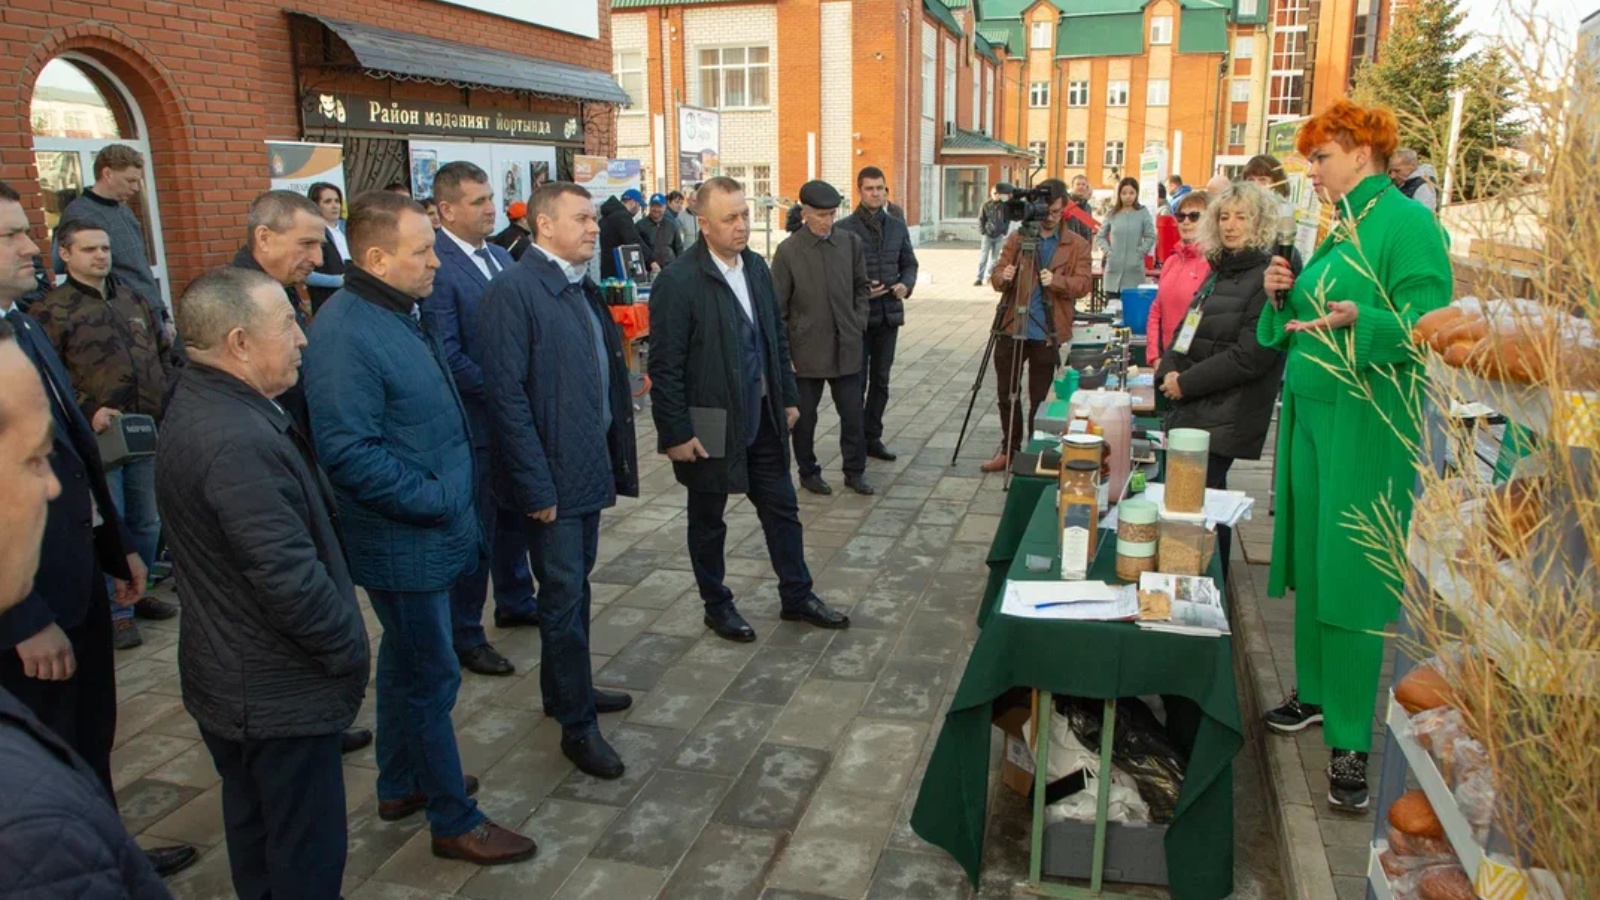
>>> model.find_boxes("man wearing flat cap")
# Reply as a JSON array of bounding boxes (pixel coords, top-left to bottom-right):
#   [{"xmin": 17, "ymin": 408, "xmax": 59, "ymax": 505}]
[{"xmin": 772, "ymin": 180, "xmax": 873, "ymax": 496}]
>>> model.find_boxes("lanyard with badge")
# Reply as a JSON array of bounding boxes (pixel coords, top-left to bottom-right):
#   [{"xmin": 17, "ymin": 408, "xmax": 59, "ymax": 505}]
[{"xmin": 1170, "ymin": 272, "xmax": 1219, "ymax": 356}]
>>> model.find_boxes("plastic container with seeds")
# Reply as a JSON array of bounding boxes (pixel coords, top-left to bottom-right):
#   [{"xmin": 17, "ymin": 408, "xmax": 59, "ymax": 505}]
[
  {"xmin": 1164, "ymin": 428, "xmax": 1210, "ymax": 514},
  {"xmin": 1158, "ymin": 516, "xmax": 1215, "ymax": 576},
  {"xmin": 1117, "ymin": 498, "xmax": 1159, "ymax": 545},
  {"xmin": 1116, "ymin": 539, "xmax": 1158, "ymax": 582}
]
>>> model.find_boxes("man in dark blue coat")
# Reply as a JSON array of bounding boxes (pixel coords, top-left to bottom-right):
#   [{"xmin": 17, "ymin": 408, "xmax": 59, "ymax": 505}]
[
  {"xmin": 421, "ymin": 161, "xmax": 539, "ymax": 679},
  {"xmin": 305, "ymin": 190, "xmax": 536, "ymax": 866},
  {"xmin": 478, "ymin": 182, "xmax": 639, "ymax": 780},
  {"xmin": 0, "ymin": 317, "xmax": 171, "ymax": 899},
  {"xmin": 648, "ymin": 177, "xmax": 849, "ymax": 644},
  {"xmin": 0, "ymin": 181, "xmax": 197, "ymax": 881}
]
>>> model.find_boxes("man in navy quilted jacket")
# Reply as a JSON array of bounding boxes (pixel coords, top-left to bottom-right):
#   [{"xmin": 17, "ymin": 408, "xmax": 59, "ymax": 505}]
[
  {"xmin": 478, "ymin": 182, "xmax": 639, "ymax": 780},
  {"xmin": 304, "ymin": 191, "xmax": 536, "ymax": 866}
]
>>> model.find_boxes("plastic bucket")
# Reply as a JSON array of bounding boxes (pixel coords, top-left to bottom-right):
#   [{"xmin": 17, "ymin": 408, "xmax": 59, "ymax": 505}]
[{"xmin": 1120, "ymin": 285, "xmax": 1158, "ymax": 336}]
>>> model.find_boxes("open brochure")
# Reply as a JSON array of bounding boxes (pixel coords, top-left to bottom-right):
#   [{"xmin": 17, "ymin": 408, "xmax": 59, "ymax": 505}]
[
  {"xmin": 1135, "ymin": 573, "xmax": 1230, "ymax": 637},
  {"xmin": 1000, "ymin": 580, "xmax": 1139, "ymax": 622}
]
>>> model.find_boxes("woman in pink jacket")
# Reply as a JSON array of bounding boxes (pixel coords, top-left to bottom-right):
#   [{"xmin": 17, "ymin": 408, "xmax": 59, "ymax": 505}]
[{"xmin": 1145, "ymin": 190, "xmax": 1212, "ymax": 364}]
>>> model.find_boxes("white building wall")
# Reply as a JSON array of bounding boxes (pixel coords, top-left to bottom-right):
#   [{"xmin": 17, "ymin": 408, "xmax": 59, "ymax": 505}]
[
  {"xmin": 612, "ymin": 14, "xmax": 652, "ymax": 155},
  {"xmin": 683, "ymin": 5, "xmax": 779, "ymax": 191},
  {"xmin": 920, "ymin": 22, "xmax": 937, "ymax": 164},
  {"xmin": 821, "ymin": 2, "xmax": 854, "ymax": 190}
]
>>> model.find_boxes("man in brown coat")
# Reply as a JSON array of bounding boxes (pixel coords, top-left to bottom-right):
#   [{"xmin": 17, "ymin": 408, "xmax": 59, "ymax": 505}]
[
  {"xmin": 772, "ymin": 180, "xmax": 873, "ymax": 496},
  {"xmin": 983, "ymin": 178, "xmax": 1093, "ymax": 473}
]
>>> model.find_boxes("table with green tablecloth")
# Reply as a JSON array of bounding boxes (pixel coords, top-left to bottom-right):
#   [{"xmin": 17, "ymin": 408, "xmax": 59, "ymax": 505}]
[{"xmin": 911, "ymin": 490, "xmax": 1242, "ymax": 900}]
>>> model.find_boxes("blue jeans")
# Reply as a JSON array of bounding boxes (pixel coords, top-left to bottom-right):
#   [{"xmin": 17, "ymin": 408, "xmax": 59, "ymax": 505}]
[
  {"xmin": 367, "ymin": 589, "xmax": 484, "ymax": 838},
  {"xmin": 105, "ymin": 457, "xmax": 160, "ymax": 621},
  {"xmin": 450, "ymin": 448, "xmax": 539, "ymax": 653},
  {"xmin": 688, "ymin": 410, "xmax": 814, "ymax": 613},
  {"xmin": 523, "ymin": 512, "xmax": 600, "ymax": 738},
  {"xmin": 976, "ymin": 234, "xmax": 1006, "ymax": 280}
]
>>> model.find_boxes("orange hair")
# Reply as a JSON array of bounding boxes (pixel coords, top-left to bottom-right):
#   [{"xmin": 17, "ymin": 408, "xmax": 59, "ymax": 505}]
[{"xmin": 1295, "ymin": 99, "xmax": 1400, "ymax": 166}]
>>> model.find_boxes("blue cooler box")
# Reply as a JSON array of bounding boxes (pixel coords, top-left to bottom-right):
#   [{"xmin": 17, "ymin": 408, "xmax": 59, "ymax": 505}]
[{"xmin": 1119, "ymin": 284, "xmax": 1158, "ymax": 336}]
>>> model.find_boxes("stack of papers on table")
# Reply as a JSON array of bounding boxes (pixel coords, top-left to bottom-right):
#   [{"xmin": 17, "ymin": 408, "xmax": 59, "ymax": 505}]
[
  {"xmin": 1135, "ymin": 483, "xmax": 1255, "ymax": 528},
  {"xmin": 1135, "ymin": 573, "xmax": 1230, "ymax": 637},
  {"xmin": 1000, "ymin": 580, "xmax": 1139, "ymax": 622}
]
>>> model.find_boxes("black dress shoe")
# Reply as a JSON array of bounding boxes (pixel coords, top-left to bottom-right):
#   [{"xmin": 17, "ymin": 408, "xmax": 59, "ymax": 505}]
[
  {"xmin": 493, "ymin": 609, "xmax": 541, "ymax": 628},
  {"xmin": 146, "ymin": 844, "xmax": 199, "ymax": 878},
  {"xmin": 844, "ymin": 476, "xmax": 876, "ymax": 495},
  {"xmin": 133, "ymin": 596, "xmax": 179, "ymax": 620},
  {"xmin": 780, "ymin": 595, "xmax": 850, "ymax": 629},
  {"xmin": 459, "ymin": 644, "xmax": 515, "ymax": 676},
  {"xmin": 799, "ymin": 473, "xmax": 833, "ymax": 495},
  {"xmin": 561, "ymin": 731, "xmax": 625, "ymax": 780},
  {"xmin": 703, "ymin": 606, "xmax": 757, "ymax": 642},
  {"xmin": 543, "ymin": 688, "xmax": 633, "ymax": 717},
  {"xmin": 866, "ymin": 442, "xmax": 898, "ymax": 461},
  {"xmin": 340, "ymin": 728, "xmax": 373, "ymax": 755}
]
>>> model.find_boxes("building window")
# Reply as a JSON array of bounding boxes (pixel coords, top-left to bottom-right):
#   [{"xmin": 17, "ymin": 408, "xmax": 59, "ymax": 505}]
[
  {"xmin": 1029, "ymin": 81, "xmax": 1050, "ymax": 108},
  {"xmin": 922, "ymin": 44, "xmax": 937, "ymax": 118},
  {"xmin": 1064, "ymin": 141, "xmax": 1087, "ymax": 166},
  {"xmin": 1239, "ymin": 0, "xmax": 1258, "ymax": 15},
  {"xmin": 1228, "ymin": 122, "xmax": 1248, "ymax": 147},
  {"xmin": 1233, "ymin": 36, "xmax": 1254, "ymax": 59},
  {"xmin": 1147, "ymin": 79, "xmax": 1170, "ymax": 107},
  {"xmin": 945, "ymin": 42, "xmax": 958, "ymax": 126},
  {"xmin": 1028, "ymin": 141, "xmax": 1047, "ymax": 165},
  {"xmin": 1230, "ymin": 78, "xmax": 1251, "ymax": 103},
  {"xmin": 1106, "ymin": 80, "xmax": 1129, "ymax": 107},
  {"xmin": 943, "ymin": 167, "xmax": 986, "ymax": 219},
  {"xmin": 697, "ymin": 46, "xmax": 771, "ymax": 109},
  {"xmin": 1149, "ymin": 15, "xmax": 1173, "ymax": 45},
  {"xmin": 1268, "ymin": 73, "xmax": 1304, "ymax": 118},
  {"xmin": 1271, "ymin": 30, "xmax": 1307, "ymax": 71},
  {"xmin": 613, "ymin": 51, "xmax": 644, "ymax": 111},
  {"xmin": 920, "ymin": 165, "xmax": 937, "ymax": 225},
  {"xmin": 985, "ymin": 72, "xmax": 995, "ymax": 133},
  {"xmin": 1031, "ymin": 21, "xmax": 1052, "ymax": 49},
  {"xmin": 1273, "ymin": 0, "xmax": 1309, "ymax": 28},
  {"xmin": 1104, "ymin": 140, "xmax": 1125, "ymax": 167},
  {"xmin": 1349, "ymin": 0, "xmax": 1377, "ymax": 61},
  {"xmin": 1068, "ymin": 80, "xmax": 1089, "ymax": 107}
]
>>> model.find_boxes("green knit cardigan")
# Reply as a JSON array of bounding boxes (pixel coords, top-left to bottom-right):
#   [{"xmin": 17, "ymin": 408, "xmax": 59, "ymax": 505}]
[{"xmin": 1257, "ymin": 173, "xmax": 1454, "ymax": 631}]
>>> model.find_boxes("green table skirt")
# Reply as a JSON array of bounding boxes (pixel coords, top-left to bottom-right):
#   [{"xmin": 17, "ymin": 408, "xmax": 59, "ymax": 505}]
[{"xmin": 912, "ymin": 490, "xmax": 1242, "ymax": 900}]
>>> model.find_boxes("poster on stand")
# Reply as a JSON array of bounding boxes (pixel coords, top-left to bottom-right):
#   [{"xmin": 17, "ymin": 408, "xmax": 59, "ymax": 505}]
[
  {"xmin": 1137, "ymin": 145, "xmax": 1168, "ymax": 211},
  {"xmin": 1266, "ymin": 119, "xmax": 1324, "ymax": 257},
  {"xmin": 267, "ymin": 141, "xmax": 345, "ymax": 196},
  {"xmin": 410, "ymin": 149, "xmax": 439, "ymax": 200},
  {"xmin": 406, "ymin": 140, "xmax": 558, "ymax": 230},
  {"xmin": 574, "ymin": 156, "xmax": 642, "ymax": 202},
  {"xmin": 677, "ymin": 106, "xmax": 720, "ymax": 190}
]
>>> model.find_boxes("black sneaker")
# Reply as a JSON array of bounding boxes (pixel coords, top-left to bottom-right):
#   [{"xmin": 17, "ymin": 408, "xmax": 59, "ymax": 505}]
[
  {"xmin": 1263, "ymin": 689, "xmax": 1323, "ymax": 734},
  {"xmin": 799, "ymin": 473, "xmax": 833, "ymax": 495},
  {"xmin": 1326, "ymin": 749, "xmax": 1369, "ymax": 812}
]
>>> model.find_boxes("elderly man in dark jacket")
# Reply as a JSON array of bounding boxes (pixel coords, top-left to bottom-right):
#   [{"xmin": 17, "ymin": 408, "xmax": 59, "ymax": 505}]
[
  {"xmin": 0, "ymin": 315, "xmax": 171, "ymax": 899},
  {"xmin": 478, "ymin": 182, "xmax": 639, "ymax": 780},
  {"xmin": 305, "ymin": 191, "xmax": 536, "ymax": 866},
  {"xmin": 773, "ymin": 180, "xmax": 873, "ymax": 496},
  {"xmin": 835, "ymin": 166, "xmax": 918, "ymax": 462},
  {"xmin": 649, "ymin": 177, "xmax": 849, "ymax": 644},
  {"xmin": 157, "ymin": 267, "xmax": 369, "ymax": 899}
]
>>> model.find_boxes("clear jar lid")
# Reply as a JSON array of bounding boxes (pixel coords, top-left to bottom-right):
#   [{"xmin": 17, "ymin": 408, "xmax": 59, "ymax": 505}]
[
  {"xmin": 1118, "ymin": 498, "xmax": 1158, "ymax": 524},
  {"xmin": 1167, "ymin": 428, "xmax": 1212, "ymax": 453}
]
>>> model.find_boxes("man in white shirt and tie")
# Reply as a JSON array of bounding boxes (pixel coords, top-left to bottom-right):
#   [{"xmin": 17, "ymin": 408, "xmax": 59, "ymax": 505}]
[{"xmin": 420, "ymin": 162, "xmax": 540, "ymax": 679}]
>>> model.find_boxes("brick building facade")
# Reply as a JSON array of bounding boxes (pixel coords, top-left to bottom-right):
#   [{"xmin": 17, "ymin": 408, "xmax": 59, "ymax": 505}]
[{"xmin": 2, "ymin": 1, "xmax": 624, "ymax": 307}]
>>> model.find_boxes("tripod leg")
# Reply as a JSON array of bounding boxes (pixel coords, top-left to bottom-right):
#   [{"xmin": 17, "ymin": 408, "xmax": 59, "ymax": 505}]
[
  {"xmin": 1000, "ymin": 336, "xmax": 1027, "ymax": 491},
  {"xmin": 950, "ymin": 330, "xmax": 1001, "ymax": 466}
]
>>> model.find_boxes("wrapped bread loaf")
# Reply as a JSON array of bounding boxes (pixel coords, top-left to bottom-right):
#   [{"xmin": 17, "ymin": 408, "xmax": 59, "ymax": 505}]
[
  {"xmin": 1483, "ymin": 477, "xmax": 1546, "ymax": 560},
  {"xmin": 1390, "ymin": 789, "xmax": 1446, "ymax": 839},
  {"xmin": 1418, "ymin": 865, "xmax": 1475, "ymax": 900},
  {"xmin": 1396, "ymin": 666, "xmax": 1454, "ymax": 714},
  {"xmin": 1414, "ymin": 306, "xmax": 1467, "ymax": 349}
]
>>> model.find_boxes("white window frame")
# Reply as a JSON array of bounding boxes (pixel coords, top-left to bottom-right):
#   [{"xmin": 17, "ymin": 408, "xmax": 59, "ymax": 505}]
[
  {"xmin": 1149, "ymin": 15, "xmax": 1173, "ymax": 45},
  {"xmin": 984, "ymin": 69, "xmax": 995, "ymax": 133},
  {"xmin": 1031, "ymin": 21, "xmax": 1052, "ymax": 49},
  {"xmin": 1064, "ymin": 141, "xmax": 1086, "ymax": 167},
  {"xmin": 1228, "ymin": 122, "xmax": 1248, "ymax": 147},
  {"xmin": 1068, "ymin": 80, "xmax": 1089, "ymax": 107},
  {"xmin": 1029, "ymin": 81, "xmax": 1050, "ymax": 108},
  {"xmin": 1230, "ymin": 78, "xmax": 1252, "ymax": 103},
  {"xmin": 1103, "ymin": 140, "xmax": 1125, "ymax": 167},
  {"xmin": 1106, "ymin": 80, "xmax": 1129, "ymax": 107},
  {"xmin": 696, "ymin": 45, "xmax": 771, "ymax": 111},
  {"xmin": 613, "ymin": 50, "xmax": 645, "ymax": 112},
  {"xmin": 1239, "ymin": 0, "xmax": 1258, "ymax": 15},
  {"xmin": 922, "ymin": 45, "xmax": 937, "ymax": 119},
  {"xmin": 1147, "ymin": 79, "xmax": 1170, "ymax": 107},
  {"xmin": 944, "ymin": 40, "xmax": 958, "ymax": 127},
  {"xmin": 942, "ymin": 166, "xmax": 987, "ymax": 220},
  {"xmin": 1028, "ymin": 141, "xmax": 1047, "ymax": 166},
  {"xmin": 1233, "ymin": 36, "xmax": 1254, "ymax": 59}
]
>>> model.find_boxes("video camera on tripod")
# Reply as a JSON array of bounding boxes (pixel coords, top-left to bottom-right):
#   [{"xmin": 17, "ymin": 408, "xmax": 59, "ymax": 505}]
[{"xmin": 1001, "ymin": 185, "xmax": 1058, "ymax": 232}]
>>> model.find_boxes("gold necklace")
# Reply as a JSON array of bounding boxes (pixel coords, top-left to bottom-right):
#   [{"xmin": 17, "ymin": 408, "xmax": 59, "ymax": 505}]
[{"xmin": 1329, "ymin": 185, "xmax": 1390, "ymax": 244}]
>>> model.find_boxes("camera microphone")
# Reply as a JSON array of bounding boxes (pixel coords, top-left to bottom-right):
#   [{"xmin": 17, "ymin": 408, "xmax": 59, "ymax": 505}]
[{"xmin": 1273, "ymin": 203, "xmax": 1297, "ymax": 310}]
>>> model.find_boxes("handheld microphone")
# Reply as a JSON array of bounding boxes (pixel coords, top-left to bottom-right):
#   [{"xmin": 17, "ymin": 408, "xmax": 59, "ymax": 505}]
[{"xmin": 1273, "ymin": 204, "xmax": 1297, "ymax": 309}]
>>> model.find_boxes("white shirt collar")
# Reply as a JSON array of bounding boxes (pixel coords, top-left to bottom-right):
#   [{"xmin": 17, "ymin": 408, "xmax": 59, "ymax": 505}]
[
  {"xmin": 529, "ymin": 242, "xmax": 587, "ymax": 284},
  {"xmin": 0, "ymin": 301, "xmax": 15, "ymax": 316},
  {"xmin": 710, "ymin": 249, "xmax": 743, "ymax": 277},
  {"xmin": 442, "ymin": 226, "xmax": 486, "ymax": 258}
]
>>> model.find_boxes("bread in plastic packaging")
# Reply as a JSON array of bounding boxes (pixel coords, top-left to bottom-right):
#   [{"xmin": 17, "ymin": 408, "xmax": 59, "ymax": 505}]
[{"xmin": 1389, "ymin": 789, "xmax": 1446, "ymax": 839}]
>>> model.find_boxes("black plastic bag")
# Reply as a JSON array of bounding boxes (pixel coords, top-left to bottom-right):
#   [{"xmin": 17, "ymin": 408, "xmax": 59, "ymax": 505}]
[{"xmin": 1056, "ymin": 695, "xmax": 1188, "ymax": 823}]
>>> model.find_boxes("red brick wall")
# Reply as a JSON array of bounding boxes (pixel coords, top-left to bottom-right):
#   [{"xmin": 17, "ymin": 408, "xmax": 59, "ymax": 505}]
[
  {"xmin": 852, "ymin": 0, "xmax": 910, "ymax": 208},
  {"xmin": 1, "ymin": 1, "xmax": 617, "ymax": 296},
  {"xmin": 775, "ymin": 0, "xmax": 821, "ymax": 202}
]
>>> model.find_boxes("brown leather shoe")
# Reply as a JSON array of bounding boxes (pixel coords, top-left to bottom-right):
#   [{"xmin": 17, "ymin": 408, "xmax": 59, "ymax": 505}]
[
  {"xmin": 979, "ymin": 452, "xmax": 1010, "ymax": 473},
  {"xmin": 431, "ymin": 820, "xmax": 537, "ymax": 866},
  {"xmin": 378, "ymin": 775, "xmax": 480, "ymax": 822}
]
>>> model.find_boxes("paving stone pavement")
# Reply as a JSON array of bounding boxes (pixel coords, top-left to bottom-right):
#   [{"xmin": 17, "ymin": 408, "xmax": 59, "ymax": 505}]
[{"xmin": 116, "ymin": 246, "xmax": 1285, "ymax": 899}]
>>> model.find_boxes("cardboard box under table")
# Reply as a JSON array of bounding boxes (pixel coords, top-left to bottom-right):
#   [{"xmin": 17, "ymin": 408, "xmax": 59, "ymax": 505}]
[{"xmin": 911, "ymin": 491, "xmax": 1242, "ymax": 900}]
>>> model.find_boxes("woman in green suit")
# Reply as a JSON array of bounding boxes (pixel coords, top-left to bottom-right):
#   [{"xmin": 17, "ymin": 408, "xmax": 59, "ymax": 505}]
[{"xmin": 1257, "ymin": 99, "xmax": 1452, "ymax": 812}]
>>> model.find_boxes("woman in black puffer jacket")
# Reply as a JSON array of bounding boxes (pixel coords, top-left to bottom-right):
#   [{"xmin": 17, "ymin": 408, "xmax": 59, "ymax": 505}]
[{"xmin": 1155, "ymin": 182, "xmax": 1287, "ymax": 577}]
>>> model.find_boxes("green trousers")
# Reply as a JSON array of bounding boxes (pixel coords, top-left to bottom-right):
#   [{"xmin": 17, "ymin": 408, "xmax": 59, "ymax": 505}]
[{"xmin": 1288, "ymin": 393, "xmax": 1387, "ymax": 753}]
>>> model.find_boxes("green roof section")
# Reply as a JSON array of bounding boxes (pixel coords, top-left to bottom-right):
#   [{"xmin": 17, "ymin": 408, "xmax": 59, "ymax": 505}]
[
  {"xmin": 941, "ymin": 128, "xmax": 1031, "ymax": 156},
  {"xmin": 975, "ymin": 33, "xmax": 1001, "ymax": 64},
  {"xmin": 977, "ymin": 20, "xmax": 1022, "ymax": 53},
  {"xmin": 1056, "ymin": 13, "xmax": 1143, "ymax": 58},
  {"xmin": 924, "ymin": 0, "xmax": 964, "ymax": 36},
  {"xmin": 1177, "ymin": 7, "xmax": 1228, "ymax": 53}
]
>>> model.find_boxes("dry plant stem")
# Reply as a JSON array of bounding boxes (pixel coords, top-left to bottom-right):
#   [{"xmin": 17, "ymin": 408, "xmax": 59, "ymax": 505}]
[{"xmin": 1311, "ymin": 8, "xmax": 1599, "ymax": 894}]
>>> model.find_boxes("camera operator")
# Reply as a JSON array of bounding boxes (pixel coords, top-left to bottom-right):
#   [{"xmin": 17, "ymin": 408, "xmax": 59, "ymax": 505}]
[{"xmin": 981, "ymin": 179, "xmax": 1092, "ymax": 473}]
